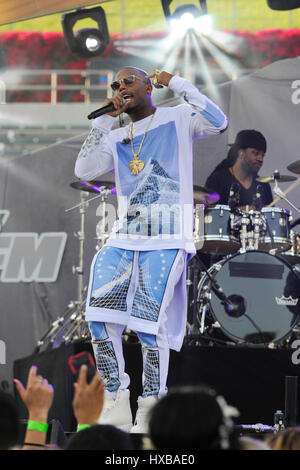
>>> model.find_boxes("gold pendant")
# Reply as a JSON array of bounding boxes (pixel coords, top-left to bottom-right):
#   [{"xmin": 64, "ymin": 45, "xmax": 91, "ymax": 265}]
[{"xmin": 129, "ymin": 155, "xmax": 144, "ymax": 175}]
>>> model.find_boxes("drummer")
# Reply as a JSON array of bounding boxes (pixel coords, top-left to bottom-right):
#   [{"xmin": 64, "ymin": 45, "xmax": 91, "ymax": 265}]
[{"xmin": 205, "ymin": 129, "xmax": 273, "ymax": 209}]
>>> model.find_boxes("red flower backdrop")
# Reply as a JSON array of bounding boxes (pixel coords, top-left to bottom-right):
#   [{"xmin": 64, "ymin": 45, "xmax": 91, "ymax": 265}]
[{"xmin": 0, "ymin": 29, "xmax": 300, "ymax": 102}]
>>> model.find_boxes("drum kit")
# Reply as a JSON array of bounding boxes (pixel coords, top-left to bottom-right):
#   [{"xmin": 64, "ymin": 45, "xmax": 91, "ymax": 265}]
[{"xmin": 188, "ymin": 163, "xmax": 300, "ymax": 349}]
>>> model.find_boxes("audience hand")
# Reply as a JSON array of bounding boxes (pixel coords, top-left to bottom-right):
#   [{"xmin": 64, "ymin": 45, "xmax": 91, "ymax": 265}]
[
  {"xmin": 72, "ymin": 365, "xmax": 105, "ymax": 426},
  {"xmin": 14, "ymin": 365, "xmax": 54, "ymax": 421},
  {"xmin": 14, "ymin": 365, "xmax": 54, "ymax": 449}
]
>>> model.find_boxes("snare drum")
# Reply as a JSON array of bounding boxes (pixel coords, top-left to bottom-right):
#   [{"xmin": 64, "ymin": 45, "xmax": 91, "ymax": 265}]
[
  {"xmin": 259, "ymin": 207, "xmax": 292, "ymax": 252},
  {"xmin": 194, "ymin": 204, "xmax": 240, "ymax": 254}
]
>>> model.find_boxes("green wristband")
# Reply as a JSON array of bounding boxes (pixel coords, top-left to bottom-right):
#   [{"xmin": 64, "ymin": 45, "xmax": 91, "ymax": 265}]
[
  {"xmin": 27, "ymin": 420, "xmax": 49, "ymax": 433},
  {"xmin": 77, "ymin": 424, "xmax": 91, "ymax": 432}
]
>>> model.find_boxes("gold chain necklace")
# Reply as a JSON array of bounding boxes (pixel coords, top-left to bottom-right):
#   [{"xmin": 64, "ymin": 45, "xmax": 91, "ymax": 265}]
[{"xmin": 129, "ymin": 109, "xmax": 156, "ymax": 175}]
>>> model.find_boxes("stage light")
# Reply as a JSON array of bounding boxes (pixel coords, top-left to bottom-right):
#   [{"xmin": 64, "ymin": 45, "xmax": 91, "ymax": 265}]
[
  {"xmin": 161, "ymin": 1, "xmax": 211, "ymax": 35},
  {"xmin": 161, "ymin": 0, "xmax": 208, "ymax": 21},
  {"xmin": 61, "ymin": 6, "xmax": 110, "ymax": 58},
  {"xmin": 267, "ymin": 0, "xmax": 300, "ymax": 10}
]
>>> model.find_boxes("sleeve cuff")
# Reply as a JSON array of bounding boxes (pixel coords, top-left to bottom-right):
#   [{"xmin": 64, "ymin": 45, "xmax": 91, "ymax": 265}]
[
  {"xmin": 92, "ymin": 114, "xmax": 116, "ymax": 130},
  {"xmin": 168, "ymin": 74, "xmax": 188, "ymax": 92}
]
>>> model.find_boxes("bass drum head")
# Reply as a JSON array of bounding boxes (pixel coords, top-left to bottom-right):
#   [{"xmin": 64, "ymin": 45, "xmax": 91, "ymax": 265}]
[{"xmin": 210, "ymin": 251, "xmax": 300, "ymax": 346}]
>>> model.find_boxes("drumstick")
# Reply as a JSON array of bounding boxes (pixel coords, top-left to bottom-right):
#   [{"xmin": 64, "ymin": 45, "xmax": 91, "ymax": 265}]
[{"xmin": 266, "ymin": 179, "xmax": 300, "ymax": 207}]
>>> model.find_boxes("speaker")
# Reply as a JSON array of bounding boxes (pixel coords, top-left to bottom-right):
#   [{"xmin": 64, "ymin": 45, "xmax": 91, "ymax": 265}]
[{"xmin": 267, "ymin": 0, "xmax": 300, "ymax": 10}]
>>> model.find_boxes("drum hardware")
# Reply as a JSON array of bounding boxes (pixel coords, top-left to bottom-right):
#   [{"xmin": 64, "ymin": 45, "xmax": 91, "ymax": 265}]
[
  {"xmin": 193, "ymin": 185, "xmax": 220, "ymax": 206},
  {"xmin": 287, "ymin": 159, "xmax": 300, "ymax": 175},
  {"xmin": 252, "ymin": 211, "xmax": 263, "ymax": 250},
  {"xmin": 70, "ymin": 179, "xmax": 116, "ymax": 194},
  {"xmin": 194, "ymin": 254, "xmax": 256, "ymax": 339},
  {"xmin": 194, "ymin": 204, "xmax": 241, "ymax": 254},
  {"xmin": 186, "ymin": 260, "xmax": 202, "ymax": 333},
  {"xmin": 256, "ymin": 170, "xmax": 297, "ymax": 184},
  {"xmin": 34, "ymin": 297, "xmax": 89, "ymax": 353},
  {"xmin": 239, "ymin": 210, "xmax": 251, "ymax": 252},
  {"xmin": 263, "ymin": 175, "xmax": 299, "ymax": 254},
  {"xmin": 69, "ymin": 190, "xmax": 89, "ymax": 306},
  {"xmin": 282, "ymin": 231, "xmax": 300, "ymax": 265},
  {"xmin": 273, "ymin": 183, "xmax": 300, "ymax": 216},
  {"xmin": 35, "ymin": 180, "xmax": 116, "ymax": 352},
  {"xmin": 190, "ymin": 256, "xmax": 244, "ymax": 345},
  {"xmin": 69, "ymin": 180, "xmax": 116, "ymax": 251},
  {"xmin": 188, "ymin": 250, "xmax": 300, "ymax": 348},
  {"xmin": 258, "ymin": 170, "xmax": 298, "ymax": 250},
  {"xmin": 230, "ymin": 207, "xmax": 274, "ymax": 253},
  {"xmin": 195, "ymin": 203, "xmax": 288, "ymax": 255}
]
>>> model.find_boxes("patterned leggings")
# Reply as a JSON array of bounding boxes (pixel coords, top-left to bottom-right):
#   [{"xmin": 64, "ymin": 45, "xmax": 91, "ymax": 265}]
[{"xmin": 89, "ymin": 318, "xmax": 170, "ymax": 398}]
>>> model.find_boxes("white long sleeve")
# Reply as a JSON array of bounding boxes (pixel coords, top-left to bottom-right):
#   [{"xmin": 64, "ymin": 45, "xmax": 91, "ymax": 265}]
[
  {"xmin": 168, "ymin": 75, "xmax": 228, "ymax": 137},
  {"xmin": 74, "ymin": 114, "xmax": 115, "ymax": 180}
]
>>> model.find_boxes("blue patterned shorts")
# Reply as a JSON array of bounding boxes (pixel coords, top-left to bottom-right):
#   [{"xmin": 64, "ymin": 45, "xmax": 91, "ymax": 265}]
[{"xmin": 85, "ymin": 246, "xmax": 183, "ymax": 332}]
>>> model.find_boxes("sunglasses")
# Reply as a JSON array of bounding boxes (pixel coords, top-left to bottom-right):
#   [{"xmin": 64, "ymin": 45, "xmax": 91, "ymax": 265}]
[{"xmin": 110, "ymin": 75, "xmax": 148, "ymax": 91}]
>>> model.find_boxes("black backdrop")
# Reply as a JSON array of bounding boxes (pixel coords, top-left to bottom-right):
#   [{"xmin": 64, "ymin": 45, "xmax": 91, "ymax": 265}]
[{"xmin": 13, "ymin": 342, "xmax": 300, "ymax": 433}]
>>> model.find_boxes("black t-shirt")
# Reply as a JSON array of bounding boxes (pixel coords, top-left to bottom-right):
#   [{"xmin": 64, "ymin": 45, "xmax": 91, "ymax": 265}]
[{"xmin": 205, "ymin": 168, "xmax": 273, "ymax": 207}]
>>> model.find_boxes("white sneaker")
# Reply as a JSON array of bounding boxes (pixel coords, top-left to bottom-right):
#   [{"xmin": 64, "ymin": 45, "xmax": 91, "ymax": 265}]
[
  {"xmin": 130, "ymin": 395, "xmax": 157, "ymax": 434},
  {"xmin": 98, "ymin": 388, "xmax": 132, "ymax": 432}
]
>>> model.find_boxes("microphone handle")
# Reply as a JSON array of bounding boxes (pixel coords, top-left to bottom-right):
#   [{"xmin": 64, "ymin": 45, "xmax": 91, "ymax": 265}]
[
  {"xmin": 196, "ymin": 253, "xmax": 233, "ymax": 309},
  {"xmin": 87, "ymin": 103, "xmax": 116, "ymax": 120}
]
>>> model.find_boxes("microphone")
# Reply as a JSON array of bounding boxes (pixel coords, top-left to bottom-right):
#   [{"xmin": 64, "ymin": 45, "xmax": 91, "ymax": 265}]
[
  {"xmin": 87, "ymin": 103, "xmax": 116, "ymax": 120},
  {"xmin": 228, "ymin": 183, "xmax": 240, "ymax": 209},
  {"xmin": 210, "ymin": 280, "xmax": 246, "ymax": 318},
  {"xmin": 222, "ymin": 294, "xmax": 246, "ymax": 318}
]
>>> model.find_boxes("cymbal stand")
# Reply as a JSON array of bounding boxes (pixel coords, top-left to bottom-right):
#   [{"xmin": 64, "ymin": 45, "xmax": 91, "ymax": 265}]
[
  {"xmin": 35, "ymin": 191, "xmax": 92, "ymax": 352},
  {"xmin": 60, "ymin": 187, "xmax": 113, "ymax": 344},
  {"xmin": 273, "ymin": 180, "xmax": 300, "ymax": 215},
  {"xmin": 58, "ymin": 189, "xmax": 95, "ymax": 345},
  {"xmin": 198, "ymin": 293, "xmax": 211, "ymax": 334},
  {"xmin": 72, "ymin": 190, "xmax": 89, "ymax": 304},
  {"xmin": 95, "ymin": 189, "xmax": 111, "ymax": 251}
]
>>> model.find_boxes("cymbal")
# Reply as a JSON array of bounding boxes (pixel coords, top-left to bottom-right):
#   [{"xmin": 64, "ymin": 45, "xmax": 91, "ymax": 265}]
[
  {"xmin": 70, "ymin": 180, "xmax": 116, "ymax": 194},
  {"xmin": 287, "ymin": 160, "xmax": 300, "ymax": 175},
  {"xmin": 194, "ymin": 185, "xmax": 220, "ymax": 205},
  {"xmin": 256, "ymin": 174, "xmax": 297, "ymax": 183}
]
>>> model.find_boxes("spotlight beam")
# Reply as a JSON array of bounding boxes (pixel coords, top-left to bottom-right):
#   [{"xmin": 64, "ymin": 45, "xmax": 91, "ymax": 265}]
[
  {"xmin": 189, "ymin": 31, "xmax": 219, "ymax": 101},
  {"xmin": 183, "ymin": 31, "xmax": 194, "ymax": 83},
  {"xmin": 199, "ymin": 33, "xmax": 243, "ymax": 80}
]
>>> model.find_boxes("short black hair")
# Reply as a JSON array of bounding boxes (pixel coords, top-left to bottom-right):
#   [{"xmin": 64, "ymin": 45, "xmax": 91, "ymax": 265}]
[
  {"xmin": 148, "ymin": 385, "xmax": 240, "ymax": 451},
  {"xmin": 0, "ymin": 391, "xmax": 20, "ymax": 450},
  {"xmin": 231, "ymin": 129, "xmax": 267, "ymax": 153}
]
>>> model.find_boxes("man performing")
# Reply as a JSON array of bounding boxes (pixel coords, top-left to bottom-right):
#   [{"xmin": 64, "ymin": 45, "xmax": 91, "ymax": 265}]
[
  {"xmin": 75, "ymin": 67, "xmax": 228, "ymax": 433},
  {"xmin": 205, "ymin": 129, "xmax": 273, "ymax": 208}
]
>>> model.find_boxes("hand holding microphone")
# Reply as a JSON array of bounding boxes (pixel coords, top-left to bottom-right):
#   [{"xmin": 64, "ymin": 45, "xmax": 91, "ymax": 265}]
[{"xmin": 88, "ymin": 96, "xmax": 128, "ymax": 120}]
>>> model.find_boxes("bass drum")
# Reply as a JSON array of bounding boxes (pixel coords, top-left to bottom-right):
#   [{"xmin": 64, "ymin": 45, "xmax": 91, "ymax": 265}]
[{"xmin": 208, "ymin": 251, "xmax": 300, "ymax": 346}]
